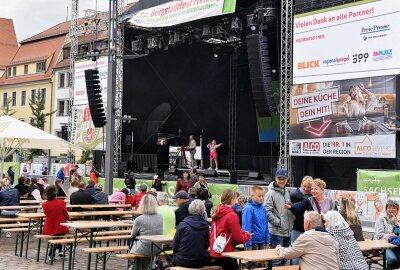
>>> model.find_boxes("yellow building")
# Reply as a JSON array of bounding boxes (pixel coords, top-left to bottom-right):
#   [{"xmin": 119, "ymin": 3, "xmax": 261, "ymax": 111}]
[{"xmin": 0, "ymin": 21, "xmax": 71, "ymax": 133}]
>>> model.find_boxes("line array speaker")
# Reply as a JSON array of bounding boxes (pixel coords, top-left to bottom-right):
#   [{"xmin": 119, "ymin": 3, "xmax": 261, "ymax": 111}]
[{"xmin": 84, "ymin": 69, "xmax": 106, "ymax": 128}]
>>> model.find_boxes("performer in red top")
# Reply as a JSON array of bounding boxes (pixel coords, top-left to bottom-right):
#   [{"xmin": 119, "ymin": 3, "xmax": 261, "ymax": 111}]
[
  {"xmin": 207, "ymin": 140, "xmax": 223, "ymax": 170},
  {"xmin": 42, "ymin": 185, "xmax": 69, "ymax": 261}
]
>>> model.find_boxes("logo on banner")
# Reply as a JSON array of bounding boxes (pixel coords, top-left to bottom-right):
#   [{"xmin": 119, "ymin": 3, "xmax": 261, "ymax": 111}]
[
  {"xmin": 297, "ymin": 60, "xmax": 320, "ymax": 70},
  {"xmin": 360, "ymin": 24, "xmax": 390, "ymax": 41},
  {"xmin": 355, "ymin": 136, "xmax": 372, "ymax": 154},
  {"xmin": 373, "ymin": 49, "xmax": 393, "ymax": 61},
  {"xmin": 291, "ymin": 142, "xmax": 301, "ymax": 154},
  {"xmin": 303, "ymin": 142, "xmax": 320, "ymax": 152}
]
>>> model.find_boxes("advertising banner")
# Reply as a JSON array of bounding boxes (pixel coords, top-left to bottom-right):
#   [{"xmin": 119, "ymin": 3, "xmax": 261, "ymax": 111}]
[
  {"xmin": 289, "ymin": 75, "xmax": 397, "ymax": 158},
  {"xmin": 293, "ymin": 0, "xmax": 400, "ymax": 84},
  {"xmin": 357, "ymin": 169, "xmax": 400, "ymax": 197},
  {"xmin": 128, "ymin": 0, "xmax": 236, "ymax": 28}
]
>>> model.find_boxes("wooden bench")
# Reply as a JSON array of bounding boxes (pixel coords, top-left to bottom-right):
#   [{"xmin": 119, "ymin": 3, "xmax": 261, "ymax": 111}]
[
  {"xmin": 170, "ymin": 267, "xmax": 221, "ymax": 270},
  {"xmin": 0, "ymin": 217, "xmax": 29, "ymax": 223},
  {"xmin": 82, "ymin": 245, "xmax": 129, "ymax": 270},
  {"xmin": 0, "ymin": 223, "xmax": 30, "ymax": 228},
  {"xmin": 115, "ymin": 253, "xmax": 149, "ymax": 270},
  {"xmin": 49, "ymin": 234, "xmax": 131, "ymax": 245}
]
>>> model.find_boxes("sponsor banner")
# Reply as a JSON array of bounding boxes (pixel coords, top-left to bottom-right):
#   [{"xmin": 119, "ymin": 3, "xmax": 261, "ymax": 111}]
[
  {"xmin": 74, "ymin": 57, "xmax": 108, "ymax": 106},
  {"xmin": 293, "ymin": 0, "xmax": 400, "ymax": 84},
  {"xmin": 128, "ymin": 0, "xmax": 236, "ymax": 28},
  {"xmin": 357, "ymin": 169, "xmax": 400, "ymax": 200},
  {"xmin": 71, "ymin": 106, "xmax": 105, "ymax": 150},
  {"xmin": 289, "ymin": 75, "xmax": 397, "ymax": 158},
  {"xmin": 290, "ymin": 134, "xmax": 395, "ymax": 158}
]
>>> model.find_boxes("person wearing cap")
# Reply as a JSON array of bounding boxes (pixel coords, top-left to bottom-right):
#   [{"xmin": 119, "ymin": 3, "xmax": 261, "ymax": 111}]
[
  {"xmin": 131, "ymin": 183, "xmax": 148, "ymax": 210},
  {"xmin": 174, "ymin": 191, "xmax": 191, "ymax": 227},
  {"xmin": 264, "ymin": 168, "xmax": 294, "ymax": 266},
  {"xmin": 91, "ymin": 184, "xmax": 109, "ymax": 204}
]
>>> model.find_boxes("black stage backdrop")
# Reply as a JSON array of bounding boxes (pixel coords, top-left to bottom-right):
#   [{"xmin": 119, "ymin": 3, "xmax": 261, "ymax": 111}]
[{"xmin": 122, "ymin": 42, "xmax": 273, "ymax": 168}]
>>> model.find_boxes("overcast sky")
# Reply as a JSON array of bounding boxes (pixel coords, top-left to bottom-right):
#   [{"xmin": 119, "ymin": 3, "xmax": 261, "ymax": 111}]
[{"xmin": 0, "ymin": 0, "xmax": 118, "ymax": 42}]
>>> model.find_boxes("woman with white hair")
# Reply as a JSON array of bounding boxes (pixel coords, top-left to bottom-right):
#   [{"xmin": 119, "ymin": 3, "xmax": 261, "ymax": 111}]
[
  {"xmin": 323, "ymin": 211, "xmax": 368, "ymax": 270},
  {"xmin": 130, "ymin": 194, "xmax": 163, "ymax": 270},
  {"xmin": 172, "ymin": 199, "xmax": 210, "ymax": 268}
]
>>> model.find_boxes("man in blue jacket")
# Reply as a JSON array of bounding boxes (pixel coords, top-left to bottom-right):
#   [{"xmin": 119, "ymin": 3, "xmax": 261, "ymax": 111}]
[{"xmin": 242, "ymin": 185, "xmax": 270, "ymax": 250}]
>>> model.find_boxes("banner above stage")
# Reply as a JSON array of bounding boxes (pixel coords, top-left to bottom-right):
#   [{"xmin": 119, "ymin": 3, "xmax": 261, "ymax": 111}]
[
  {"xmin": 293, "ymin": 0, "xmax": 400, "ymax": 84},
  {"xmin": 289, "ymin": 75, "xmax": 397, "ymax": 158},
  {"xmin": 128, "ymin": 0, "xmax": 236, "ymax": 28}
]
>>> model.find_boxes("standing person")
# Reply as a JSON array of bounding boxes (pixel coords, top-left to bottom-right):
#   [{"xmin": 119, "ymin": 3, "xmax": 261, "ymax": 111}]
[
  {"xmin": 283, "ymin": 176, "xmax": 313, "ymax": 253},
  {"xmin": 188, "ymin": 135, "xmax": 197, "ymax": 169},
  {"xmin": 42, "ymin": 185, "xmax": 69, "ymax": 261},
  {"xmin": 130, "ymin": 195, "xmax": 163, "ymax": 270},
  {"xmin": 340, "ymin": 198, "xmax": 364, "ymax": 241},
  {"xmin": 175, "ymin": 171, "xmax": 193, "ymax": 194},
  {"xmin": 235, "ymin": 195, "xmax": 248, "ymax": 226},
  {"xmin": 375, "ymin": 200, "xmax": 400, "ymax": 269},
  {"xmin": 89, "ymin": 168, "xmax": 99, "ymax": 184},
  {"xmin": 56, "ymin": 166, "xmax": 65, "ymax": 181},
  {"xmin": 7, "ymin": 166, "xmax": 15, "ymax": 185},
  {"xmin": 207, "ymin": 140, "xmax": 223, "ymax": 170},
  {"xmin": 276, "ymin": 211, "xmax": 340, "ymax": 270},
  {"xmin": 42, "ymin": 167, "xmax": 49, "ymax": 176},
  {"xmin": 194, "ymin": 174, "xmax": 208, "ymax": 190},
  {"xmin": 210, "ymin": 189, "xmax": 252, "ymax": 270},
  {"xmin": 264, "ymin": 169, "xmax": 294, "ymax": 266},
  {"xmin": 125, "ymin": 170, "xmax": 136, "ymax": 195},
  {"xmin": 309, "ymin": 178, "xmax": 336, "ymax": 214},
  {"xmin": 323, "ymin": 211, "xmax": 368, "ymax": 270},
  {"xmin": 173, "ymin": 199, "xmax": 210, "ymax": 268},
  {"xmin": 242, "ymin": 186, "xmax": 270, "ymax": 251},
  {"xmin": 152, "ymin": 175, "xmax": 165, "ymax": 192}
]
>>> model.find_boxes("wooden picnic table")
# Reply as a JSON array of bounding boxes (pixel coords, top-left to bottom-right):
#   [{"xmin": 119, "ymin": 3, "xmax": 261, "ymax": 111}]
[
  {"xmin": 358, "ymin": 239, "xmax": 397, "ymax": 270},
  {"xmin": 61, "ymin": 221, "xmax": 132, "ymax": 270},
  {"xmin": 66, "ymin": 204, "xmax": 132, "ymax": 209},
  {"xmin": 19, "ymin": 200, "xmax": 42, "ymax": 204},
  {"xmin": 223, "ymin": 249, "xmax": 283, "ymax": 270},
  {"xmin": 137, "ymin": 235, "xmax": 174, "ymax": 270},
  {"xmin": 0, "ymin": 205, "xmax": 42, "ymax": 210}
]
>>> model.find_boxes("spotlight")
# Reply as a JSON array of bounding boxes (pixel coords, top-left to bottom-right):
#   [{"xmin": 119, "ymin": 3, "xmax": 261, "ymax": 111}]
[
  {"xmin": 231, "ymin": 17, "xmax": 242, "ymax": 32},
  {"xmin": 131, "ymin": 40, "xmax": 143, "ymax": 52},
  {"xmin": 147, "ymin": 36, "xmax": 159, "ymax": 50},
  {"xmin": 215, "ymin": 23, "xmax": 226, "ymax": 37},
  {"xmin": 174, "ymin": 32, "xmax": 182, "ymax": 45},
  {"xmin": 202, "ymin": 24, "xmax": 211, "ymax": 37},
  {"xmin": 247, "ymin": 14, "xmax": 259, "ymax": 32},
  {"xmin": 168, "ymin": 31, "xmax": 175, "ymax": 46},
  {"xmin": 213, "ymin": 53, "xmax": 218, "ymax": 58}
]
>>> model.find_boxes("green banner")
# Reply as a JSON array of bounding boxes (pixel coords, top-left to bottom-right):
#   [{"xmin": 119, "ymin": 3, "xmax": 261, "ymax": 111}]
[
  {"xmin": 86, "ymin": 177, "xmax": 238, "ymax": 205},
  {"xmin": 223, "ymin": 0, "xmax": 236, "ymax": 14},
  {"xmin": 3, "ymin": 162, "xmax": 20, "ymax": 180},
  {"xmin": 357, "ymin": 169, "xmax": 400, "ymax": 197}
]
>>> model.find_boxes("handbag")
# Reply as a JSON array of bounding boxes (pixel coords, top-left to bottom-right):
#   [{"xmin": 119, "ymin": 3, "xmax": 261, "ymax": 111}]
[{"xmin": 212, "ymin": 223, "xmax": 232, "ymax": 254}]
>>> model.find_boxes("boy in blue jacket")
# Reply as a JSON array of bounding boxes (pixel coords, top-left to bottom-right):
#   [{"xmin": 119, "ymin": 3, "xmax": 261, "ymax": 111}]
[{"xmin": 242, "ymin": 185, "xmax": 270, "ymax": 250}]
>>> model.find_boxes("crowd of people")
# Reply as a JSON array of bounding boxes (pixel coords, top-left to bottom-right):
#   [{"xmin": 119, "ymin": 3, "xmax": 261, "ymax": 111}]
[{"xmin": 2, "ymin": 166, "xmax": 400, "ymax": 270}]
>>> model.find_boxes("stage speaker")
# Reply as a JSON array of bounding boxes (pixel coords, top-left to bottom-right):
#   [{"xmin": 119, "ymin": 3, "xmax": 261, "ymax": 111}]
[
  {"xmin": 84, "ymin": 69, "xmax": 106, "ymax": 128},
  {"xmin": 204, "ymin": 169, "xmax": 217, "ymax": 177},
  {"xmin": 248, "ymin": 171, "xmax": 264, "ymax": 180},
  {"xmin": 230, "ymin": 171, "xmax": 238, "ymax": 184},
  {"xmin": 168, "ymin": 168, "xmax": 176, "ymax": 174},
  {"xmin": 246, "ymin": 34, "xmax": 276, "ymax": 117},
  {"xmin": 142, "ymin": 166, "xmax": 151, "ymax": 173}
]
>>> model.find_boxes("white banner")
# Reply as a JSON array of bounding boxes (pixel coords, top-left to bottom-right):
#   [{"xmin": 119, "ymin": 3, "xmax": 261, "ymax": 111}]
[
  {"xmin": 74, "ymin": 57, "xmax": 108, "ymax": 106},
  {"xmin": 290, "ymin": 134, "xmax": 396, "ymax": 158},
  {"xmin": 293, "ymin": 0, "xmax": 400, "ymax": 84},
  {"xmin": 128, "ymin": 0, "xmax": 236, "ymax": 28}
]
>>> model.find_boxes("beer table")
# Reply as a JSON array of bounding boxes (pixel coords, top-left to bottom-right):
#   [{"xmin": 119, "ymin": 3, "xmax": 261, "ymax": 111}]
[
  {"xmin": 358, "ymin": 239, "xmax": 397, "ymax": 270},
  {"xmin": 137, "ymin": 235, "xmax": 174, "ymax": 270},
  {"xmin": 223, "ymin": 249, "xmax": 283, "ymax": 270}
]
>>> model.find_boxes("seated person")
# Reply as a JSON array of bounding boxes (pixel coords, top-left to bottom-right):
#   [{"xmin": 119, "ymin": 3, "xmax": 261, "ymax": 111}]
[
  {"xmin": 0, "ymin": 178, "xmax": 20, "ymax": 218},
  {"xmin": 131, "ymin": 184, "xmax": 148, "ymax": 210},
  {"xmin": 14, "ymin": 176, "xmax": 29, "ymax": 198},
  {"xmin": 157, "ymin": 192, "xmax": 175, "ymax": 235},
  {"xmin": 70, "ymin": 182, "xmax": 92, "ymax": 211},
  {"xmin": 110, "ymin": 188, "xmax": 129, "ymax": 211},
  {"xmin": 55, "ymin": 179, "xmax": 67, "ymax": 197},
  {"xmin": 91, "ymin": 184, "xmax": 109, "ymax": 204},
  {"xmin": 67, "ymin": 179, "xmax": 79, "ymax": 200},
  {"xmin": 173, "ymin": 199, "xmax": 210, "ymax": 268},
  {"xmin": 174, "ymin": 191, "xmax": 191, "ymax": 227},
  {"xmin": 197, "ymin": 188, "xmax": 213, "ymax": 218},
  {"xmin": 85, "ymin": 180, "xmax": 95, "ymax": 195}
]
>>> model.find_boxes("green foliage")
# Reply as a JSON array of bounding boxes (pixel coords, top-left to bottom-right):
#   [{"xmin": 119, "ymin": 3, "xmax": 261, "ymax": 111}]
[
  {"xmin": 78, "ymin": 150, "xmax": 91, "ymax": 164},
  {"xmin": 2, "ymin": 97, "xmax": 17, "ymax": 116}
]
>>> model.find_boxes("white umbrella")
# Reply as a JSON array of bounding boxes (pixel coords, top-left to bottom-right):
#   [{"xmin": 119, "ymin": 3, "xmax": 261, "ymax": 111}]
[{"xmin": 0, "ymin": 115, "xmax": 83, "ymax": 176}]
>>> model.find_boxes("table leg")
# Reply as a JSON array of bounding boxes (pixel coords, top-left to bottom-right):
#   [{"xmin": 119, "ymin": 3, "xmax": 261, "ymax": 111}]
[
  {"xmin": 239, "ymin": 259, "xmax": 242, "ymax": 270},
  {"xmin": 87, "ymin": 229, "xmax": 94, "ymax": 270},
  {"xmin": 69, "ymin": 229, "xmax": 78, "ymax": 270},
  {"xmin": 148, "ymin": 242, "xmax": 154, "ymax": 270},
  {"xmin": 20, "ymin": 232, "xmax": 25, "ymax": 257},
  {"xmin": 383, "ymin": 249, "xmax": 387, "ymax": 270},
  {"xmin": 36, "ymin": 217, "xmax": 43, "ymax": 261},
  {"xmin": 267, "ymin": 260, "xmax": 273, "ymax": 270},
  {"xmin": 25, "ymin": 218, "xmax": 32, "ymax": 258}
]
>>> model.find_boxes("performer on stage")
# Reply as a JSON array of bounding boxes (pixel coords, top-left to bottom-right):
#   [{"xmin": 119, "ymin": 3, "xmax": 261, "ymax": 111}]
[
  {"xmin": 207, "ymin": 140, "xmax": 223, "ymax": 170},
  {"xmin": 188, "ymin": 135, "xmax": 197, "ymax": 168}
]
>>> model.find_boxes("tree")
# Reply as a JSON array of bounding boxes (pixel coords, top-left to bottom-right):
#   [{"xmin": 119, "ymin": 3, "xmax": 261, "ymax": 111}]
[
  {"xmin": 27, "ymin": 92, "xmax": 57, "ymax": 161},
  {"xmin": 2, "ymin": 97, "xmax": 17, "ymax": 116}
]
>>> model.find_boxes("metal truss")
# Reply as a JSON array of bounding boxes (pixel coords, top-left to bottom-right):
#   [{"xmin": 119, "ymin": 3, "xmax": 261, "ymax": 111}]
[
  {"xmin": 228, "ymin": 48, "xmax": 238, "ymax": 171},
  {"xmin": 278, "ymin": 0, "xmax": 293, "ymax": 172}
]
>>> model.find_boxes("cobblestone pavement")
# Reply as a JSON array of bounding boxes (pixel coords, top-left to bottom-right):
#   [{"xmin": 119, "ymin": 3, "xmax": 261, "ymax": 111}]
[
  {"xmin": 0, "ymin": 231, "xmax": 382, "ymax": 270},
  {"xmin": 0, "ymin": 232, "xmax": 129, "ymax": 270}
]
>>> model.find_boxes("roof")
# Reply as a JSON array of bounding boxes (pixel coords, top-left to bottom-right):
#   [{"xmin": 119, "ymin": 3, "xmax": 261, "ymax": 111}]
[
  {"xmin": 0, "ymin": 36, "xmax": 65, "ymax": 86},
  {"xmin": 0, "ymin": 18, "xmax": 18, "ymax": 69},
  {"xmin": 54, "ymin": 58, "xmax": 70, "ymax": 69},
  {"xmin": 20, "ymin": 19, "xmax": 84, "ymax": 44},
  {"xmin": 63, "ymin": 30, "xmax": 108, "ymax": 48}
]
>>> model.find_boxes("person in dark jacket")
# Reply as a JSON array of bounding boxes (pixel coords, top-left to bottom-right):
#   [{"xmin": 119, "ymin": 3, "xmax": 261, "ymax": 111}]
[
  {"xmin": 55, "ymin": 179, "xmax": 67, "ymax": 197},
  {"xmin": 173, "ymin": 199, "xmax": 210, "ymax": 268},
  {"xmin": 14, "ymin": 176, "xmax": 29, "ymax": 198},
  {"xmin": 91, "ymin": 184, "xmax": 109, "ymax": 204},
  {"xmin": 340, "ymin": 198, "xmax": 364, "ymax": 241},
  {"xmin": 174, "ymin": 191, "xmax": 191, "ymax": 227},
  {"xmin": 70, "ymin": 182, "xmax": 92, "ymax": 211},
  {"xmin": 151, "ymin": 175, "xmax": 166, "ymax": 192},
  {"xmin": 125, "ymin": 170, "xmax": 136, "ymax": 194},
  {"xmin": 197, "ymin": 188, "xmax": 213, "ymax": 218},
  {"xmin": 7, "ymin": 167, "xmax": 15, "ymax": 185},
  {"xmin": 0, "ymin": 178, "xmax": 20, "ymax": 217},
  {"xmin": 85, "ymin": 180, "xmax": 95, "ymax": 195}
]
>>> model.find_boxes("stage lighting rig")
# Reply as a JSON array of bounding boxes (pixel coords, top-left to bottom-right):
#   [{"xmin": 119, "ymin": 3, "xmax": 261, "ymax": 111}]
[
  {"xmin": 246, "ymin": 14, "xmax": 260, "ymax": 32},
  {"xmin": 86, "ymin": 49, "xmax": 101, "ymax": 61},
  {"xmin": 230, "ymin": 17, "xmax": 242, "ymax": 32},
  {"xmin": 147, "ymin": 36, "xmax": 159, "ymax": 50},
  {"xmin": 202, "ymin": 24, "xmax": 211, "ymax": 38},
  {"xmin": 131, "ymin": 39, "xmax": 144, "ymax": 53}
]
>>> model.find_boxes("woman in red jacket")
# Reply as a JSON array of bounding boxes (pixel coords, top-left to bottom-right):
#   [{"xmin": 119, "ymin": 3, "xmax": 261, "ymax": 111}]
[
  {"xmin": 42, "ymin": 185, "xmax": 69, "ymax": 261},
  {"xmin": 210, "ymin": 189, "xmax": 252, "ymax": 270}
]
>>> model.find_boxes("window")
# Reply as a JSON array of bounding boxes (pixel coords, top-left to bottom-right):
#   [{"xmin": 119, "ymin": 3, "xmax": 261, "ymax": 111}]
[
  {"xmin": 36, "ymin": 62, "xmax": 46, "ymax": 72},
  {"xmin": 24, "ymin": 65, "xmax": 28, "ymax": 74},
  {"xmin": 12, "ymin": 92, "xmax": 16, "ymax": 106},
  {"xmin": 56, "ymin": 131, "xmax": 63, "ymax": 138},
  {"xmin": 58, "ymin": 72, "xmax": 65, "ymax": 88},
  {"xmin": 63, "ymin": 48, "xmax": 71, "ymax": 59},
  {"xmin": 31, "ymin": 89, "xmax": 36, "ymax": 103},
  {"xmin": 40, "ymin": 88, "xmax": 46, "ymax": 102},
  {"xmin": 3, "ymin": 93, "xmax": 7, "ymax": 107},
  {"xmin": 12, "ymin": 66, "xmax": 16, "ymax": 76},
  {"xmin": 21, "ymin": 91, "xmax": 26, "ymax": 106},
  {"xmin": 7, "ymin": 67, "xmax": 11, "ymax": 77},
  {"xmin": 58, "ymin": 100, "xmax": 65, "ymax": 116}
]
